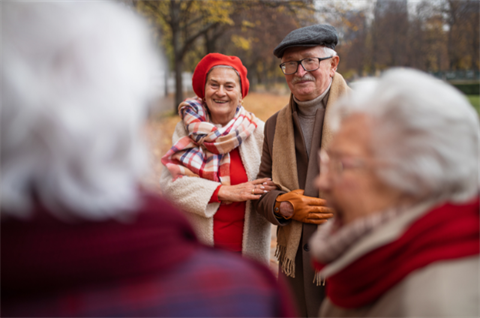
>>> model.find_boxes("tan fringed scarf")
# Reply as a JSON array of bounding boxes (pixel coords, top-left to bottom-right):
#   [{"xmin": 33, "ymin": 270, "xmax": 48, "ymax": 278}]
[
  {"xmin": 272, "ymin": 100, "xmax": 301, "ymax": 277},
  {"xmin": 272, "ymin": 72, "xmax": 351, "ymax": 278}
]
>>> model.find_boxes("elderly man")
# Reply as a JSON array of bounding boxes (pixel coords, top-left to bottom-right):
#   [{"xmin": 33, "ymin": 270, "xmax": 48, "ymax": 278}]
[
  {"xmin": 254, "ymin": 24, "xmax": 351, "ymax": 316},
  {"xmin": 311, "ymin": 68, "xmax": 479, "ymax": 317}
]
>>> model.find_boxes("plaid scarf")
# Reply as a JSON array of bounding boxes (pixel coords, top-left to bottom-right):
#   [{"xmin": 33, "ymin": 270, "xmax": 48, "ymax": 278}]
[{"xmin": 161, "ymin": 97, "xmax": 259, "ymax": 185}]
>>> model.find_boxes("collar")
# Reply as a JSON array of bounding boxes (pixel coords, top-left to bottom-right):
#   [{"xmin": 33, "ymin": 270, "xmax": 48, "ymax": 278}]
[{"xmin": 293, "ymin": 78, "xmax": 332, "ymax": 116}]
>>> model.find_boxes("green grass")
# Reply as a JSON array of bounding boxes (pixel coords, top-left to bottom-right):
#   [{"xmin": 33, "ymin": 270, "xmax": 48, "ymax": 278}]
[{"xmin": 467, "ymin": 95, "xmax": 480, "ymax": 114}]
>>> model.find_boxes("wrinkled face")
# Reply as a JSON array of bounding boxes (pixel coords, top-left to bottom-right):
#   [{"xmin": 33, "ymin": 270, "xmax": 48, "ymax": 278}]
[
  {"xmin": 281, "ymin": 46, "xmax": 339, "ymax": 102},
  {"xmin": 316, "ymin": 114, "xmax": 403, "ymax": 227},
  {"xmin": 204, "ymin": 67, "xmax": 242, "ymax": 126}
]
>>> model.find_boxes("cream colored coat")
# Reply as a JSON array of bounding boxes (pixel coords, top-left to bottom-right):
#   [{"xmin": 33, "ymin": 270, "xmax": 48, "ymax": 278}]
[
  {"xmin": 316, "ymin": 200, "xmax": 480, "ymax": 317},
  {"xmin": 160, "ymin": 121, "xmax": 271, "ymax": 264}
]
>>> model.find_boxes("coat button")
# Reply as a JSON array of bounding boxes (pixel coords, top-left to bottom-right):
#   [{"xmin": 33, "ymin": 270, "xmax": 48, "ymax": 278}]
[{"xmin": 303, "ymin": 243, "xmax": 309, "ymax": 252}]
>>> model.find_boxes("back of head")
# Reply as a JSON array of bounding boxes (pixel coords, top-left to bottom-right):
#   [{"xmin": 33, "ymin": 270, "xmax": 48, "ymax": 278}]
[
  {"xmin": 1, "ymin": 1, "xmax": 160, "ymax": 220},
  {"xmin": 329, "ymin": 68, "xmax": 480, "ymax": 203}
]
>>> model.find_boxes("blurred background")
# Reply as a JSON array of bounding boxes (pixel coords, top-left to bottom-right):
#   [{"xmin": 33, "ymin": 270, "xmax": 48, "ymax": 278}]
[{"xmin": 118, "ymin": 0, "xmax": 479, "ymax": 110}]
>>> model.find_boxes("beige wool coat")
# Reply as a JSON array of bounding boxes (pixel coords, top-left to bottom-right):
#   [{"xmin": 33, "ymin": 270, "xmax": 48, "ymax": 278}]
[
  {"xmin": 160, "ymin": 120, "xmax": 271, "ymax": 264},
  {"xmin": 316, "ymin": 200, "xmax": 480, "ymax": 317}
]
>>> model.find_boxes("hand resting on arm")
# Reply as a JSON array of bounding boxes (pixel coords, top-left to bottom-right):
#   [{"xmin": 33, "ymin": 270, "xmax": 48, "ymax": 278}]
[{"xmin": 217, "ymin": 178, "xmax": 277, "ymax": 203}]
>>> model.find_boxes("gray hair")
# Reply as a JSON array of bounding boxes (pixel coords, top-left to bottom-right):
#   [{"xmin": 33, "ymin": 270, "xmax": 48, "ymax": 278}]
[
  {"xmin": 1, "ymin": 2, "xmax": 159, "ymax": 220},
  {"xmin": 328, "ymin": 68, "xmax": 479, "ymax": 203},
  {"xmin": 321, "ymin": 46, "xmax": 338, "ymax": 58},
  {"xmin": 206, "ymin": 65, "xmax": 242, "ymax": 92}
]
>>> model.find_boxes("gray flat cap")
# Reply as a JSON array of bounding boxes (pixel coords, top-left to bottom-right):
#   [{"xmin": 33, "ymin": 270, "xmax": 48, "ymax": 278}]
[{"xmin": 273, "ymin": 24, "xmax": 338, "ymax": 58}]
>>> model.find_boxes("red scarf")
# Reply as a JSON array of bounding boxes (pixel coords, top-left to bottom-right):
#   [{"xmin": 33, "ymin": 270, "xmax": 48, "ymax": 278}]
[
  {"xmin": 1, "ymin": 191, "xmax": 199, "ymax": 299},
  {"xmin": 316, "ymin": 198, "xmax": 480, "ymax": 309}
]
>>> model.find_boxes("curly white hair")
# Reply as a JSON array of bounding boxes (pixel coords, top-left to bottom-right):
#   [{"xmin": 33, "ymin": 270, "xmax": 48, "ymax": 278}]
[{"xmin": 1, "ymin": 1, "xmax": 160, "ymax": 220}]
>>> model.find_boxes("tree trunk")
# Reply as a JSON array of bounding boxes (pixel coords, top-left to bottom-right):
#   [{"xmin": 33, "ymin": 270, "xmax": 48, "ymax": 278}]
[
  {"xmin": 469, "ymin": 2, "xmax": 479, "ymax": 71},
  {"xmin": 170, "ymin": 0, "xmax": 183, "ymax": 112},
  {"xmin": 164, "ymin": 70, "xmax": 169, "ymax": 97},
  {"xmin": 204, "ymin": 30, "xmax": 216, "ymax": 54},
  {"xmin": 174, "ymin": 57, "xmax": 184, "ymax": 112}
]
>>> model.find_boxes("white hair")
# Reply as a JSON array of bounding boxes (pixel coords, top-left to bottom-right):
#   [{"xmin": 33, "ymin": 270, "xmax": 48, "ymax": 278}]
[
  {"xmin": 1, "ymin": 1, "xmax": 160, "ymax": 220},
  {"xmin": 329, "ymin": 68, "xmax": 480, "ymax": 203},
  {"xmin": 321, "ymin": 46, "xmax": 338, "ymax": 57}
]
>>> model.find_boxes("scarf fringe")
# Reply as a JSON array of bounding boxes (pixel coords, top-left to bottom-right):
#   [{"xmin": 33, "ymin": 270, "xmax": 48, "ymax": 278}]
[{"xmin": 275, "ymin": 244, "xmax": 295, "ymax": 278}]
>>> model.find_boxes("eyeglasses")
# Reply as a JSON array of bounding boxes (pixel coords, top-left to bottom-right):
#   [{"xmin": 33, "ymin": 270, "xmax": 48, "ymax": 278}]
[
  {"xmin": 319, "ymin": 149, "xmax": 367, "ymax": 179},
  {"xmin": 279, "ymin": 56, "xmax": 333, "ymax": 75}
]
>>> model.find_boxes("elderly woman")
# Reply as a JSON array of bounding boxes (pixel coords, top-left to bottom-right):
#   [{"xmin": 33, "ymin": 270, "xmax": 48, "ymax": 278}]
[
  {"xmin": 160, "ymin": 53, "xmax": 275, "ymax": 262},
  {"xmin": 311, "ymin": 68, "xmax": 479, "ymax": 317}
]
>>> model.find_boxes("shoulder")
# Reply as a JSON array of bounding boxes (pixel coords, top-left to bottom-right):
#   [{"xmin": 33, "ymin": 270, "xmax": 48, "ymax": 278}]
[
  {"xmin": 262, "ymin": 103, "xmax": 291, "ymax": 142},
  {"xmin": 331, "ymin": 72, "xmax": 352, "ymax": 94},
  {"xmin": 180, "ymin": 247, "xmax": 285, "ymax": 300},
  {"xmin": 264, "ymin": 108, "xmax": 283, "ymax": 134},
  {"xmin": 159, "ymin": 247, "xmax": 287, "ymax": 316},
  {"xmin": 380, "ymin": 256, "xmax": 479, "ymax": 316},
  {"xmin": 188, "ymin": 248, "xmax": 277, "ymax": 283},
  {"xmin": 322, "ymin": 256, "xmax": 480, "ymax": 317}
]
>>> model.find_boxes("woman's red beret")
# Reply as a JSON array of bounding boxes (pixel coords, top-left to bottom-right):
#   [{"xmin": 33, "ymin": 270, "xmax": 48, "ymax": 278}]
[{"xmin": 192, "ymin": 53, "xmax": 249, "ymax": 99}]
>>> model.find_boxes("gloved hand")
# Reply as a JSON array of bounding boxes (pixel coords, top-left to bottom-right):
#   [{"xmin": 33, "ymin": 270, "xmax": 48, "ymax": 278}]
[{"xmin": 275, "ymin": 189, "xmax": 334, "ymax": 224}]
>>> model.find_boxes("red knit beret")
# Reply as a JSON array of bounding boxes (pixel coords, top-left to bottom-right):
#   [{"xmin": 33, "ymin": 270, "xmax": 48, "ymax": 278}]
[{"xmin": 192, "ymin": 53, "xmax": 249, "ymax": 99}]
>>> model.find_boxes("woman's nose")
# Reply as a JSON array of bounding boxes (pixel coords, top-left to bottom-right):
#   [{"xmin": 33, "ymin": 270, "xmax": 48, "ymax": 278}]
[{"xmin": 216, "ymin": 86, "xmax": 226, "ymax": 96}]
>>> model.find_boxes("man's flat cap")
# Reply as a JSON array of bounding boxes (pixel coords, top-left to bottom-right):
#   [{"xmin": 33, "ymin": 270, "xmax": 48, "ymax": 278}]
[{"xmin": 273, "ymin": 24, "xmax": 338, "ymax": 58}]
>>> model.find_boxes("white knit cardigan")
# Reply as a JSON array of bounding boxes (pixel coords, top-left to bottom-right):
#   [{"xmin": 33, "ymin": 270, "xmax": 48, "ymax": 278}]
[{"xmin": 160, "ymin": 121, "xmax": 272, "ymax": 264}]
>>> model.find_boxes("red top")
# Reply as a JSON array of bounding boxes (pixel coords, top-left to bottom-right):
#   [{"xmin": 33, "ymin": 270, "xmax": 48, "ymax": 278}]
[{"xmin": 210, "ymin": 148, "xmax": 246, "ymax": 252}]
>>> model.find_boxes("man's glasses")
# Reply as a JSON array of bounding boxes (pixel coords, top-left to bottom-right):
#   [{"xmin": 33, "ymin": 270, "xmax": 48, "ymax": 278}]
[{"xmin": 279, "ymin": 56, "xmax": 333, "ymax": 75}]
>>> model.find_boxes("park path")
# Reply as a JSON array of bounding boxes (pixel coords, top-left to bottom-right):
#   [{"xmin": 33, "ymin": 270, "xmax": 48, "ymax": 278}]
[{"xmin": 150, "ymin": 91, "xmax": 196, "ymax": 116}]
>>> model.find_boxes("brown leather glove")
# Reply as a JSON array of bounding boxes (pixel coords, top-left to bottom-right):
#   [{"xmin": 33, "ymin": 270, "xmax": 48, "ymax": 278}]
[{"xmin": 275, "ymin": 189, "xmax": 334, "ymax": 224}]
